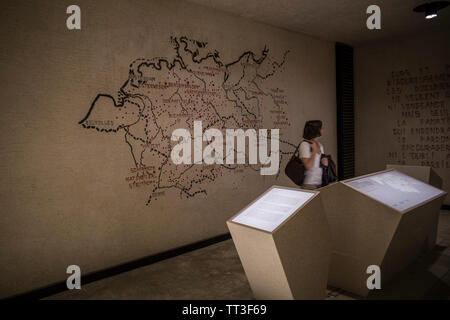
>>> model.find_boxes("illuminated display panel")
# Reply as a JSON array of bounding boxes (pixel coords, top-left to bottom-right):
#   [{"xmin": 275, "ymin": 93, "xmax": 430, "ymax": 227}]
[
  {"xmin": 232, "ymin": 187, "xmax": 315, "ymax": 232},
  {"xmin": 344, "ymin": 170, "xmax": 445, "ymax": 212}
]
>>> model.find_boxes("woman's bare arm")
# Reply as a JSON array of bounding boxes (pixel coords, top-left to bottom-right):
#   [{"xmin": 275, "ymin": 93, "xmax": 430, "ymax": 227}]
[{"xmin": 300, "ymin": 141, "xmax": 320, "ymax": 170}]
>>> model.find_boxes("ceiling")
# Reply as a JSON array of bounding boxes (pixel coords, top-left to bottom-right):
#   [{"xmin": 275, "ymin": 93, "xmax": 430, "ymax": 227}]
[{"xmin": 186, "ymin": 0, "xmax": 450, "ymax": 45}]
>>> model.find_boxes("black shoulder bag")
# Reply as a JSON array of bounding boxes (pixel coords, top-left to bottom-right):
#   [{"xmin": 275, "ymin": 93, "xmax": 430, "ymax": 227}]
[{"xmin": 285, "ymin": 140, "xmax": 310, "ymax": 186}]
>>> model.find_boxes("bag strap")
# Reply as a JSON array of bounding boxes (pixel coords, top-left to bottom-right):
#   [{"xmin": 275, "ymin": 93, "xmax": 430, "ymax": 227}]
[{"xmin": 291, "ymin": 139, "xmax": 307, "ymax": 159}]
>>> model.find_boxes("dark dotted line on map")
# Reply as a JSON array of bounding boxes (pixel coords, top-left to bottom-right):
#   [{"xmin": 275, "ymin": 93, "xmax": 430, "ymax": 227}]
[{"xmin": 257, "ymin": 50, "xmax": 290, "ymax": 80}]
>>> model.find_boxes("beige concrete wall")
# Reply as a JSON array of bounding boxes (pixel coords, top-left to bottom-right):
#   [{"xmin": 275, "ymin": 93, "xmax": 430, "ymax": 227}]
[
  {"xmin": 0, "ymin": 0, "xmax": 336, "ymax": 297},
  {"xmin": 355, "ymin": 30, "xmax": 450, "ymax": 204}
]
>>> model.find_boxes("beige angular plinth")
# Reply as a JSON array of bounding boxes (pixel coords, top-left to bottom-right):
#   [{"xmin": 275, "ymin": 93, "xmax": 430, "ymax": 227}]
[
  {"xmin": 226, "ymin": 185, "xmax": 331, "ymax": 300},
  {"xmin": 386, "ymin": 164, "xmax": 443, "ymax": 189},
  {"xmin": 319, "ymin": 169, "xmax": 447, "ymax": 297}
]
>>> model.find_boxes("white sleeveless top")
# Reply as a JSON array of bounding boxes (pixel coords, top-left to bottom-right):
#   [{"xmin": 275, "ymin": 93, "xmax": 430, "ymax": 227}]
[{"xmin": 299, "ymin": 141, "xmax": 324, "ymax": 186}]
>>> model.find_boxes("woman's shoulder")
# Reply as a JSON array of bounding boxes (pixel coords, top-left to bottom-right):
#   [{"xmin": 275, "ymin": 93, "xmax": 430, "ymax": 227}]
[
  {"xmin": 299, "ymin": 140, "xmax": 311, "ymax": 148},
  {"xmin": 298, "ymin": 140, "xmax": 311, "ymax": 154}
]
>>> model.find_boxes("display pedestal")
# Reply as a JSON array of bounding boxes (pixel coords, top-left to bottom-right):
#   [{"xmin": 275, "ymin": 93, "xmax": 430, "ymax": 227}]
[
  {"xmin": 227, "ymin": 186, "xmax": 331, "ymax": 300},
  {"xmin": 319, "ymin": 169, "xmax": 446, "ymax": 297},
  {"xmin": 386, "ymin": 164, "xmax": 443, "ymax": 189}
]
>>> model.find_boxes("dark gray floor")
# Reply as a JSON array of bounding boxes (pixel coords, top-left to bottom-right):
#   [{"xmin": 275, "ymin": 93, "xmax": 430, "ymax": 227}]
[{"xmin": 46, "ymin": 211, "xmax": 450, "ymax": 300}]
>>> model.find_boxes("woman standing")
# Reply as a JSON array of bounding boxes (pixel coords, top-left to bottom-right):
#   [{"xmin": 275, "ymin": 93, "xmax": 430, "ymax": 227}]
[{"xmin": 299, "ymin": 120, "xmax": 328, "ymax": 189}]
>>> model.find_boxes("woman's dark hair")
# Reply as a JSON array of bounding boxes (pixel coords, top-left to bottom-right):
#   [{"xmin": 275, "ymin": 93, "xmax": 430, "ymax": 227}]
[{"xmin": 303, "ymin": 120, "xmax": 323, "ymax": 140}]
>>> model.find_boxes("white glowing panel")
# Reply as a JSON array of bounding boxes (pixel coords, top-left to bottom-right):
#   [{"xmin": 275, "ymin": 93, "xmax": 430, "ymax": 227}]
[
  {"xmin": 344, "ymin": 170, "xmax": 444, "ymax": 212},
  {"xmin": 232, "ymin": 187, "xmax": 315, "ymax": 232}
]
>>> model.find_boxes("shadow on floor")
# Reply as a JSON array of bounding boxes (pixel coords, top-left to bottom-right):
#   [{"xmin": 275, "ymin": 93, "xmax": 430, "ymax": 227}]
[
  {"xmin": 326, "ymin": 244, "xmax": 450, "ymax": 300},
  {"xmin": 367, "ymin": 245, "xmax": 450, "ymax": 300}
]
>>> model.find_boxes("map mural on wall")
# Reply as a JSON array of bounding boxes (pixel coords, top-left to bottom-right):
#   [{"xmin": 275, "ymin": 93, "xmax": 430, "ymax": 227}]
[{"xmin": 79, "ymin": 36, "xmax": 296, "ymax": 205}]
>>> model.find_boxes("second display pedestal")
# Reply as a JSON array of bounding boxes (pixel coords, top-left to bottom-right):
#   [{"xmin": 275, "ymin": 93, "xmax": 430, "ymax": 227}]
[{"xmin": 319, "ymin": 169, "xmax": 446, "ymax": 297}]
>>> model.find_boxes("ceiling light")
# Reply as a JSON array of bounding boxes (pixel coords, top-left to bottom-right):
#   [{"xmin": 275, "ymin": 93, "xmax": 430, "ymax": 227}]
[{"xmin": 413, "ymin": 1, "xmax": 450, "ymax": 19}]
